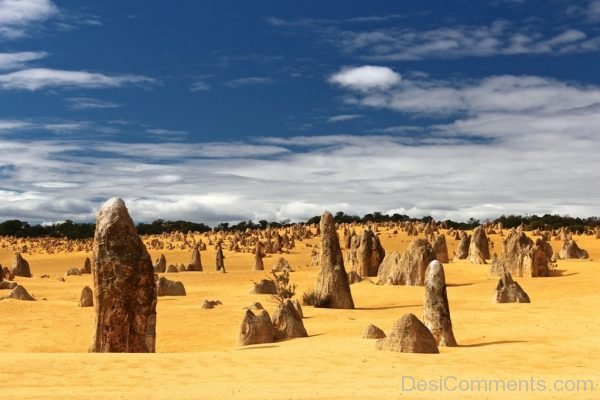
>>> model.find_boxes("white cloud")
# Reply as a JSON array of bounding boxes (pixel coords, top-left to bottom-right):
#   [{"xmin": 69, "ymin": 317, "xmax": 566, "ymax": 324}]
[
  {"xmin": 589, "ymin": 0, "xmax": 600, "ymax": 20},
  {"xmin": 329, "ymin": 66, "xmax": 401, "ymax": 91},
  {"xmin": 190, "ymin": 81, "xmax": 210, "ymax": 92},
  {"xmin": 0, "ymin": 68, "xmax": 154, "ymax": 90},
  {"xmin": 326, "ymin": 114, "xmax": 363, "ymax": 123},
  {"xmin": 0, "ymin": 51, "xmax": 46, "ymax": 70},
  {"xmin": 224, "ymin": 76, "xmax": 272, "ymax": 88},
  {"xmin": 0, "ymin": 0, "xmax": 58, "ymax": 39},
  {"xmin": 66, "ymin": 97, "xmax": 122, "ymax": 110}
]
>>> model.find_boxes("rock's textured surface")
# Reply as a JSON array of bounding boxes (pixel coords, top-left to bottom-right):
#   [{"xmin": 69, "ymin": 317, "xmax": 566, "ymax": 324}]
[
  {"xmin": 90, "ymin": 198, "xmax": 157, "ymax": 353},
  {"xmin": 377, "ymin": 239, "xmax": 436, "ymax": 286},
  {"xmin": 494, "ymin": 272, "xmax": 531, "ymax": 303},
  {"xmin": 79, "ymin": 286, "xmax": 94, "ymax": 307},
  {"xmin": 375, "ymin": 314, "xmax": 439, "ymax": 354},
  {"xmin": 423, "ymin": 261, "xmax": 457, "ymax": 347},
  {"xmin": 156, "ymin": 276, "xmax": 186, "ymax": 296},
  {"xmin": 362, "ymin": 324, "xmax": 386, "ymax": 339},
  {"xmin": 11, "ymin": 253, "xmax": 31, "ymax": 278},
  {"xmin": 238, "ymin": 303, "xmax": 275, "ymax": 346},
  {"xmin": 271, "ymin": 300, "xmax": 308, "ymax": 340}
]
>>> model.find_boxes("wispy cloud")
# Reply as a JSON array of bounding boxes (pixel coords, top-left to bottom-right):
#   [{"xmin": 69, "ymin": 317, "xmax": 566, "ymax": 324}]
[
  {"xmin": 145, "ymin": 128, "xmax": 188, "ymax": 139},
  {"xmin": 270, "ymin": 17, "xmax": 600, "ymax": 60},
  {"xmin": 66, "ymin": 97, "xmax": 122, "ymax": 110},
  {"xmin": 329, "ymin": 65, "xmax": 401, "ymax": 91},
  {"xmin": 190, "ymin": 81, "xmax": 210, "ymax": 92},
  {"xmin": 0, "ymin": 68, "xmax": 154, "ymax": 91},
  {"xmin": 224, "ymin": 76, "xmax": 272, "ymax": 88},
  {"xmin": 0, "ymin": 0, "xmax": 58, "ymax": 39},
  {"xmin": 326, "ymin": 114, "xmax": 363, "ymax": 123},
  {"xmin": 0, "ymin": 51, "xmax": 47, "ymax": 71}
]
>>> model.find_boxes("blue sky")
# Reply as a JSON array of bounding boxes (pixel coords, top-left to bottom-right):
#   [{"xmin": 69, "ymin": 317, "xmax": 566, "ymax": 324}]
[{"xmin": 1, "ymin": 0, "xmax": 600, "ymax": 224}]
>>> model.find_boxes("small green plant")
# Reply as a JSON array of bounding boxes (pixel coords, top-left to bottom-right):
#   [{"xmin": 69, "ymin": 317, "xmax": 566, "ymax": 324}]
[
  {"xmin": 271, "ymin": 269, "xmax": 296, "ymax": 305},
  {"xmin": 301, "ymin": 289, "xmax": 329, "ymax": 307}
]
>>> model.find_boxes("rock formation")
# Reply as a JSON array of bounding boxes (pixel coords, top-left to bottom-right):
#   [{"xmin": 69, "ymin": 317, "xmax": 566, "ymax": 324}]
[
  {"xmin": 313, "ymin": 211, "xmax": 355, "ymax": 309},
  {"xmin": 490, "ymin": 231, "xmax": 551, "ymax": 277},
  {"xmin": 271, "ymin": 299, "xmax": 308, "ymax": 340},
  {"xmin": 79, "ymin": 286, "xmax": 94, "ymax": 307},
  {"xmin": 90, "ymin": 198, "xmax": 157, "ymax": 353},
  {"xmin": 431, "ymin": 234, "xmax": 449, "ymax": 263},
  {"xmin": 559, "ymin": 240, "xmax": 589, "ymax": 259},
  {"xmin": 271, "ymin": 257, "xmax": 291, "ymax": 273},
  {"xmin": 154, "ymin": 254, "xmax": 167, "ymax": 273},
  {"xmin": 362, "ymin": 324, "xmax": 386, "ymax": 339},
  {"xmin": 238, "ymin": 302, "xmax": 275, "ymax": 346},
  {"xmin": 156, "ymin": 276, "xmax": 186, "ymax": 296},
  {"xmin": 187, "ymin": 247, "xmax": 203, "ymax": 271},
  {"xmin": 346, "ymin": 229, "xmax": 385, "ymax": 277},
  {"xmin": 377, "ymin": 239, "xmax": 436, "ymax": 286},
  {"xmin": 81, "ymin": 257, "xmax": 92, "ymax": 274},
  {"xmin": 423, "ymin": 261, "xmax": 457, "ymax": 347},
  {"xmin": 11, "ymin": 252, "xmax": 31, "ymax": 278},
  {"xmin": 454, "ymin": 234, "xmax": 470, "ymax": 260},
  {"xmin": 253, "ymin": 243, "xmax": 265, "ymax": 271},
  {"xmin": 216, "ymin": 243, "xmax": 225, "ymax": 272},
  {"xmin": 250, "ymin": 278, "xmax": 277, "ymax": 294},
  {"xmin": 5, "ymin": 285, "xmax": 35, "ymax": 301},
  {"xmin": 494, "ymin": 272, "xmax": 530, "ymax": 303},
  {"xmin": 375, "ymin": 314, "xmax": 439, "ymax": 354},
  {"xmin": 467, "ymin": 227, "xmax": 490, "ymax": 264}
]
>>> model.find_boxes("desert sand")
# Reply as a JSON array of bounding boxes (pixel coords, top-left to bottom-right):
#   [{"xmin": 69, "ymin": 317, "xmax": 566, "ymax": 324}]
[{"xmin": 1, "ymin": 228, "xmax": 599, "ymax": 399}]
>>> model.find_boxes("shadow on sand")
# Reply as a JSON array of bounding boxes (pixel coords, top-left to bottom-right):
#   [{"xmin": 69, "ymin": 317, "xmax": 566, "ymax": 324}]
[
  {"xmin": 549, "ymin": 270, "xmax": 579, "ymax": 277},
  {"xmin": 460, "ymin": 340, "xmax": 528, "ymax": 348},
  {"xmin": 355, "ymin": 304, "xmax": 421, "ymax": 311},
  {"xmin": 237, "ymin": 345, "xmax": 281, "ymax": 350},
  {"xmin": 447, "ymin": 283, "xmax": 475, "ymax": 287}
]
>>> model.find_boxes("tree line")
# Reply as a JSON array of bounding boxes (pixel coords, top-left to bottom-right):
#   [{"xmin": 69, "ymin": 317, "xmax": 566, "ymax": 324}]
[{"xmin": 0, "ymin": 213, "xmax": 597, "ymax": 240}]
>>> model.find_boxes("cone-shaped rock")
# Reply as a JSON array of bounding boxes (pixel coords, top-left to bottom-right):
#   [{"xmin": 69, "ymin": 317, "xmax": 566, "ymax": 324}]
[
  {"xmin": 349, "ymin": 229, "xmax": 385, "ymax": 277},
  {"xmin": 423, "ymin": 261, "xmax": 457, "ymax": 347},
  {"xmin": 314, "ymin": 211, "xmax": 354, "ymax": 309},
  {"xmin": 494, "ymin": 272, "xmax": 530, "ymax": 303},
  {"xmin": 467, "ymin": 227, "xmax": 490, "ymax": 263},
  {"xmin": 0, "ymin": 281, "xmax": 17, "ymax": 290},
  {"xmin": 431, "ymin": 234, "xmax": 449, "ymax": 263},
  {"xmin": 363, "ymin": 324, "xmax": 386, "ymax": 339},
  {"xmin": 375, "ymin": 314, "xmax": 439, "ymax": 354},
  {"xmin": 90, "ymin": 198, "xmax": 157, "ymax": 353},
  {"xmin": 154, "ymin": 254, "xmax": 167, "ymax": 273},
  {"xmin": 490, "ymin": 231, "xmax": 551, "ymax": 277},
  {"xmin": 6, "ymin": 285, "xmax": 35, "ymax": 301},
  {"xmin": 238, "ymin": 302, "xmax": 275, "ymax": 346},
  {"xmin": 216, "ymin": 243, "xmax": 225, "ymax": 272},
  {"xmin": 271, "ymin": 299, "xmax": 308, "ymax": 340},
  {"xmin": 454, "ymin": 234, "xmax": 470, "ymax": 260},
  {"xmin": 79, "ymin": 286, "xmax": 94, "ymax": 307},
  {"xmin": 187, "ymin": 248, "xmax": 203, "ymax": 271},
  {"xmin": 11, "ymin": 253, "xmax": 31, "ymax": 278},
  {"xmin": 81, "ymin": 257, "xmax": 92, "ymax": 274},
  {"xmin": 253, "ymin": 243, "xmax": 265, "ymax": 271}
]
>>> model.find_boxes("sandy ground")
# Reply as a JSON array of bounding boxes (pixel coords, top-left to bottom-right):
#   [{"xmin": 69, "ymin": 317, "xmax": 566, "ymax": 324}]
[{"xmin": 0, "ymin": 229, "xmax": 599, "ymax": 399}]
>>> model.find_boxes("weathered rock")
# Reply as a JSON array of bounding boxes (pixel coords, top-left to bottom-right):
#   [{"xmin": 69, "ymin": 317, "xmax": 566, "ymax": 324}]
[
  {"xmin": 79, "ymin": 286, "xmax": 94, "ymax": 307},
  {"xmin": 494, "ymin": 272, "xmax": 530, "ymax": 303},
  {"xmin": 271, "ymin": 257, "xmax": 292, "ymax": 273},
  {"xmin": 377, "ymin": 239, "xmax": 436, "ymax": 286},
  {"xmin": 154, "ymin": 254, "xmax": 167, "ymax": 273},
  {"xmin": 166, "ymin": 264, "xmax": 179, "ymax": 273},
  {"xmin": 187, "ymin": 248, "xmax": 203, "ymax": 271},
  {"xmin": 65, "ymin": 267, "xmax": 81, "ymax": 276},
  {"xmin": 200, "ymin": 299, "xmax": 222, "ymax": 309},
  {"xmin": 559, "ymin": 240, "xmax": 589, "ymax": 259},
  {"xmin": 431, "ymin": 234, "xmax": 449, "ymax": 263},
  {"xmin": 0, "ymin": 281, "xmax": 17, "ymax": 290},
  {"xmin": 347, "ymin": 229, "xmax": 385, "ymax": 277},
  {"xmin": 6, "ymin": 285, "xmax": 35, "ymax": 301},
  {"xmin": 292, "ymin": 298, "xmax": 304, "ymax": 318},
  {"xmin": 81, "ymin": 257, "xmax": 92, "ymax": 274},
  {"xmin": 157, "ymin": 276, "xmax": 186, "ymax": 296},
  {"xmin": 454, "ymin": 234, "xmax": 471, "ymax": 260},
  {"xmin": 423, "ymin": 261, "xmax": 457, "ymax": 347},
  {"xmin": 253, "ymin": 243, "xmax": 265, "ymax": 271},
  {"xmin": 347, "ymin": 270, "xmax": 363, "ymax": 284},
  {"xmin": 90, "ymin": 198, "xmax": 157, "ymax": 353},
  {"xmin": 11, "ymin": 252, "xmax": 31, "ymax": 278},
  {"xmin": 250, "ymin": 279, "xmax": 277, "ymax": 294},
  {"xmin": 467, "ymin": 227, "xmax": 490, "ymax": 264},
  {"xmin": 490, "ymin": 231, "xmax": 551, "ymax": 277},
  {"xmin": 238, "ymin": 302, "xmax": 275, "ymax": 346},
  {"xmin": 362, "ymin": 324, "xmax": 386, "ymax": 339},
  {"xmin": 314, "ymin": 211, "xmax": 354, "ymax": 309},
  {"xmin": 375, "ymin": 314, "xmax": 439, "ymax": 354},
  {"xmin": 216, "ymin": 243, "xmax": 225, "ymax": 272},
  {"xmin": 271, "ymin": 299, "xmax": 308, "ymax": 340}
]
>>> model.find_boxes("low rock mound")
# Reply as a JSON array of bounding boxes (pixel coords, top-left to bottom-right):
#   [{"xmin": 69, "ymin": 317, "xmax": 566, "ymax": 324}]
[
  {"xmin": 494, "ymin": 272, "xmax": 530, "ymax": 303},
  {"xmin": 0, "ymin": 281, "xmax": 17, "ymax": 290},
  {"xmin": 157, "ymin": 277, "xmax": 186, "ymax": 296},
  {"xmin": 166, "ymin": 265, "xmax": 179, "ymax": 273},
  {"xmin": 65, "ymin": 267, "xmax": 81, "ymax": 276},
  {"xmin": 201, "ymin": 299, "xmax": 222, "ymax": 309},
  {"xmin": 271, "ymin": 257, "xmax": 292, "ymax": 273},
  {"xmin": 250, "ymin": 279, "xmax": 277, "ymax": 294},
  {"xmin": 375, "ymin": 314, "xmax": 439, "ymax": 354},
  {"xmin": 363, "ymin": 324, "xmax": 386, "ymax": 339},
  {"xmin": 11, "ymin": 253, "xmax": 31, "ymax": 278}
]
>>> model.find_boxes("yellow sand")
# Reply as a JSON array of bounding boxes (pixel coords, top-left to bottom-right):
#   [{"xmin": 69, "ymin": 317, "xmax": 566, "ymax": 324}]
[{"xmin": 0, "ymin": 230, "xmax": 599, "ymax": 399}]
